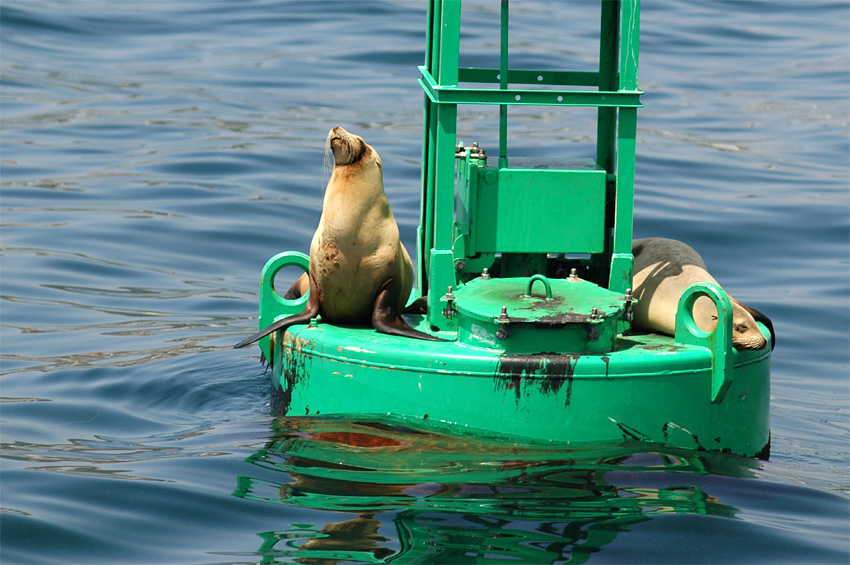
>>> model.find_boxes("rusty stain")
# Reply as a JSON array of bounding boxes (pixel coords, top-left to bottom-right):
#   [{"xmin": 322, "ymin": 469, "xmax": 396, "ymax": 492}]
[
  {"xmin": 641, "ymin": 343, "xmax": 687, "ymax": 353},
  {"xmin": 314, "ymin": 431, "xmax": 406, "ymax": 448}
]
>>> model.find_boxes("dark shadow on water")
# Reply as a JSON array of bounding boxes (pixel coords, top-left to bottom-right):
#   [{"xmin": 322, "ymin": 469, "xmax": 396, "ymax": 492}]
[{"xmin": 233, "ymin": 415, "xmax": 760, "ymax": 563}]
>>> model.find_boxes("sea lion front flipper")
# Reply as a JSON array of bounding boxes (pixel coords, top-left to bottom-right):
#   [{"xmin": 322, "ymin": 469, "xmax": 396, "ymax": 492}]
[
  {"xmin": 373, "ymin": 279, "xmax": 446, "ymax": 342},
  {"xmin": 234, "ymin": 274, "xmax": 320, "ymax": 349}
]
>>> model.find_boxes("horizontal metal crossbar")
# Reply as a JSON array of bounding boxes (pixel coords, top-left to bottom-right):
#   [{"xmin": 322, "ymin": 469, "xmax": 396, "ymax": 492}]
[
  {"xmin": 420, "ymin": 67, "xmax": 642, "ymax": 108},
  {"xmin": 459, "ymin": 67, "xmax": 600, "ymax": 87}
]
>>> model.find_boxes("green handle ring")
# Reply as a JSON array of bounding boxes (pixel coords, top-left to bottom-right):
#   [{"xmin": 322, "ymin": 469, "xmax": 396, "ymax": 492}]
[
  {"xmin": 524, "ymin": 274, "xmax": 554, "ymax": 300},
  {"xmin": 261, "ymin": 251, "xmax": 310, "ymax": 310},
  {"xmin": 257, "ymin": 251, "xmax": 310, "ymax": 362}
]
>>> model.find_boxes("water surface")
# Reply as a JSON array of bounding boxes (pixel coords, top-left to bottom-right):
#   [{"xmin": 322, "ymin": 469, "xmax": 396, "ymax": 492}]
[{"xmin": 2, "ymin": 1, "xmax": 848, "ymax": 563}]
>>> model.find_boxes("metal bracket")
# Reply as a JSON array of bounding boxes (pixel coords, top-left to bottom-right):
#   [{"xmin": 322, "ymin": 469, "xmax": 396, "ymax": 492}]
[{"xmin": 674, "ymin": 282, "xmax": 735, "ymax": 403}]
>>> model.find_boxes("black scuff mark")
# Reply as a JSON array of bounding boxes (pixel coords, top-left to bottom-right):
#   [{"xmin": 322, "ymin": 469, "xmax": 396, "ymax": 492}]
[
  {"xmin": 755, "ymin": 434, "xmax": 771, "ymax": 460},
  {"xmin": 608, "ymin": 417, "xmax": 651, "ymax": 443},
  {"xmin": 601, "ymin": 356, "xmax": 610, "ymax": 378},
  {"xmin": 494, "ymin": 357, "xmax": 529, "ymax": 406},
  {"xmin": 662, "ymin": 421, "xmax": 705, "ymax": 451},
  {"xmin": 271, "ymin": 334, "xmax": 311, "ymax": 417},
  {"xmin": 495, "ymin": 354, "xmax": 580, "ymax": 407}
]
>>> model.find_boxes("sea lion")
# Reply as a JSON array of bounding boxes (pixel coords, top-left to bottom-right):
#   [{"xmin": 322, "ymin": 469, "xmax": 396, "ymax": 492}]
[
  {"xmin": 235, "ymin": 127, "xmax": 442, "ymax": 349},
  {"xmin": 631, "ymin": 237, "xmax": 774, "ymax": 350}
]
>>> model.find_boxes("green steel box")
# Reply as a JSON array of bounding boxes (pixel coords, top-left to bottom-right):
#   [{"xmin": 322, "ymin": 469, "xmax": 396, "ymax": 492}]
[{"xmin": 461, "ymin": 159, "xmax": 607, "ymax": 255}]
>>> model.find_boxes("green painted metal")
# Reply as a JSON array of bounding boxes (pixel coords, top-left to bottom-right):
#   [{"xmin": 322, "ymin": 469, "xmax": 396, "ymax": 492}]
[
  {"xmin": 419, "ymin": 0, "xmax": 643, "ymax": 328},
  {"xmin": 267, "ymin": 319, "xmax": 770, "ymax": 457},
  {"xmin": 257, "ymin": 251, "xmax": 309, "ymax": 363},
  {"xmin": 451, "ymin": 275, "xmax": 625, "ymax": 353},
  {"xmin": 247, "ymin": 0, "xmax": 771, "ymax": 458},
  {"xmin": 458, "ymin": 161, "xmax": 608, "ymax": 256},
  {"xmin": 675, "ymin": 282, "xmax": 735, "ymax": 403}
]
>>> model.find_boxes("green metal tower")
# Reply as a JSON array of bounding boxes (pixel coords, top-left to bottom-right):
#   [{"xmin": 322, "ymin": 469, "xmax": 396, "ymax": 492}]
[{"xmin": 417, "ymin": 0, "xmax": 642, "ymax": 337}]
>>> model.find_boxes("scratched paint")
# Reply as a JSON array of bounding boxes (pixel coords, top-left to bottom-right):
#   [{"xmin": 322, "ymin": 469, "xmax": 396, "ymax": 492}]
[{"xmin": 272, "ymin": 334, "xmax": 314, "ymax": 416}]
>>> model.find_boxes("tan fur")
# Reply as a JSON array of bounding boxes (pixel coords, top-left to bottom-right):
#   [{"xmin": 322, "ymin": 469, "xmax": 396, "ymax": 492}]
[
  {"xmin": 298, "ymin": 127, "xmax": 413, "ymax": 322},
  {"xmin": 631, "ymin": 237, "xmax": 767, "ymax": 350}
]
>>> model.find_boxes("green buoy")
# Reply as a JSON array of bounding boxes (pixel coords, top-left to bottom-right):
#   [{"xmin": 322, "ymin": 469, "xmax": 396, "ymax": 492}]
[{"xmin": 249, "ymin": 0, "xmax": 771, "ymax": 458}]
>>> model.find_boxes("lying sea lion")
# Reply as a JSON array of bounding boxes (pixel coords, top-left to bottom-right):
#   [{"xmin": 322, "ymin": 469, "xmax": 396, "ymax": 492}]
[
  {"xmin": 235, "ymin": 127, "xmax": 442, "ymax": 349},
  {"xmin": 631, "ymin": 237, "xmax": 773, "ymax": 350}
]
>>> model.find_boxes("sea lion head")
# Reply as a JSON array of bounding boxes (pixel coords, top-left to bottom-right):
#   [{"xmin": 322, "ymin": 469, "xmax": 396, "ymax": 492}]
[
  {"xmin": 730, "ymin": 300, "xmax": 771, "ymax": 350},
  {"xmin": 327, "ymin": 126, "xmax": 380, "ymax": 168}
]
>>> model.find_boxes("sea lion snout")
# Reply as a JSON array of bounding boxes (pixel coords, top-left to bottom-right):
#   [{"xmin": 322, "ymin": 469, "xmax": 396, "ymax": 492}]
[{"xmin": 328, "ymin": 126, "xmax": 366, "ymax": 166}]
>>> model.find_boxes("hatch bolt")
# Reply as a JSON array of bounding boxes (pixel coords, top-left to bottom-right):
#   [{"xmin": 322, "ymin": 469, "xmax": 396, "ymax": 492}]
[
  {"xmin": 455, "ymin": 141, "xmax": 486, "ymax": 160},
  {"xmin": 496, "ymin": 305, "xmax": 511, "ymax": 340},
  {"xmin": 442, "ymin": 286, "xmax": 456, "ymax": 319},
  {"xmin": 624, "ymin": 287, "xmax": 636, "ymax": 322}
]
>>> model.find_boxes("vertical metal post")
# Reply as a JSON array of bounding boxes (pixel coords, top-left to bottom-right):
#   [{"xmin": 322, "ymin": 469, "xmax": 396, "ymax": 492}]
[
  {"xmin": 608, "ymin": 0, "xmax": 640, "ymax": 293},
  {"xmin": 596, "ymin": 0, "xmax": 619, "ymax": 173},
  {"xmin": 425, "ymin": 0, "xmax": 461, "ymax": 331},
  {"xmin": 417, "ymin": 0, "xmax": 438, "ymax": 296},
  {"xmin": 593, "ymin": 0, "xmax": 620, "ymax": 284},
  {"xmin": 498, "ymin": 0, "xmax": 509, "ymax": 169}
]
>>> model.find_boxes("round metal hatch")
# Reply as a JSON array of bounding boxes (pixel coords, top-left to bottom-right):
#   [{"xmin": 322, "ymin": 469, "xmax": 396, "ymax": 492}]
[{"xmin": 451, "ymin": 274, "xmax": 627, "ymax": 353}]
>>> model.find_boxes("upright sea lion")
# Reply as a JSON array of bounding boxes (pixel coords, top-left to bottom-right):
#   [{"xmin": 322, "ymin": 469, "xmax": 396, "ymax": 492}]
[
  {"xmin": 631, "ymin": 237, "xmax": 774, "ymax": 350},
  {"xmin": 235, "ymin": 127, "xmax": 442, "ymax": 349}
]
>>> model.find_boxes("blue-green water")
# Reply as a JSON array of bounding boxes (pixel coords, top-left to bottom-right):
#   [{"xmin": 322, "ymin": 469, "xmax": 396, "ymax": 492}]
[{"xmin": 2, "ymin": 1, "xmax": 848, "ymax": 563}]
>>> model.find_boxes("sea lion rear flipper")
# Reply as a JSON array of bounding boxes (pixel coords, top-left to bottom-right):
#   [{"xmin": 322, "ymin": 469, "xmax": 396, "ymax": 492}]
[
  {"xmin": 234, "ymin": 274, "xmax": 320, "ymax": 349},
  {"xmin": 402, "ymin": 296, "xmax": 428, "ymax": 314},
  {"xmin": 373, "ymin": 280, "xmax": 446, "ymax": 342}
]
